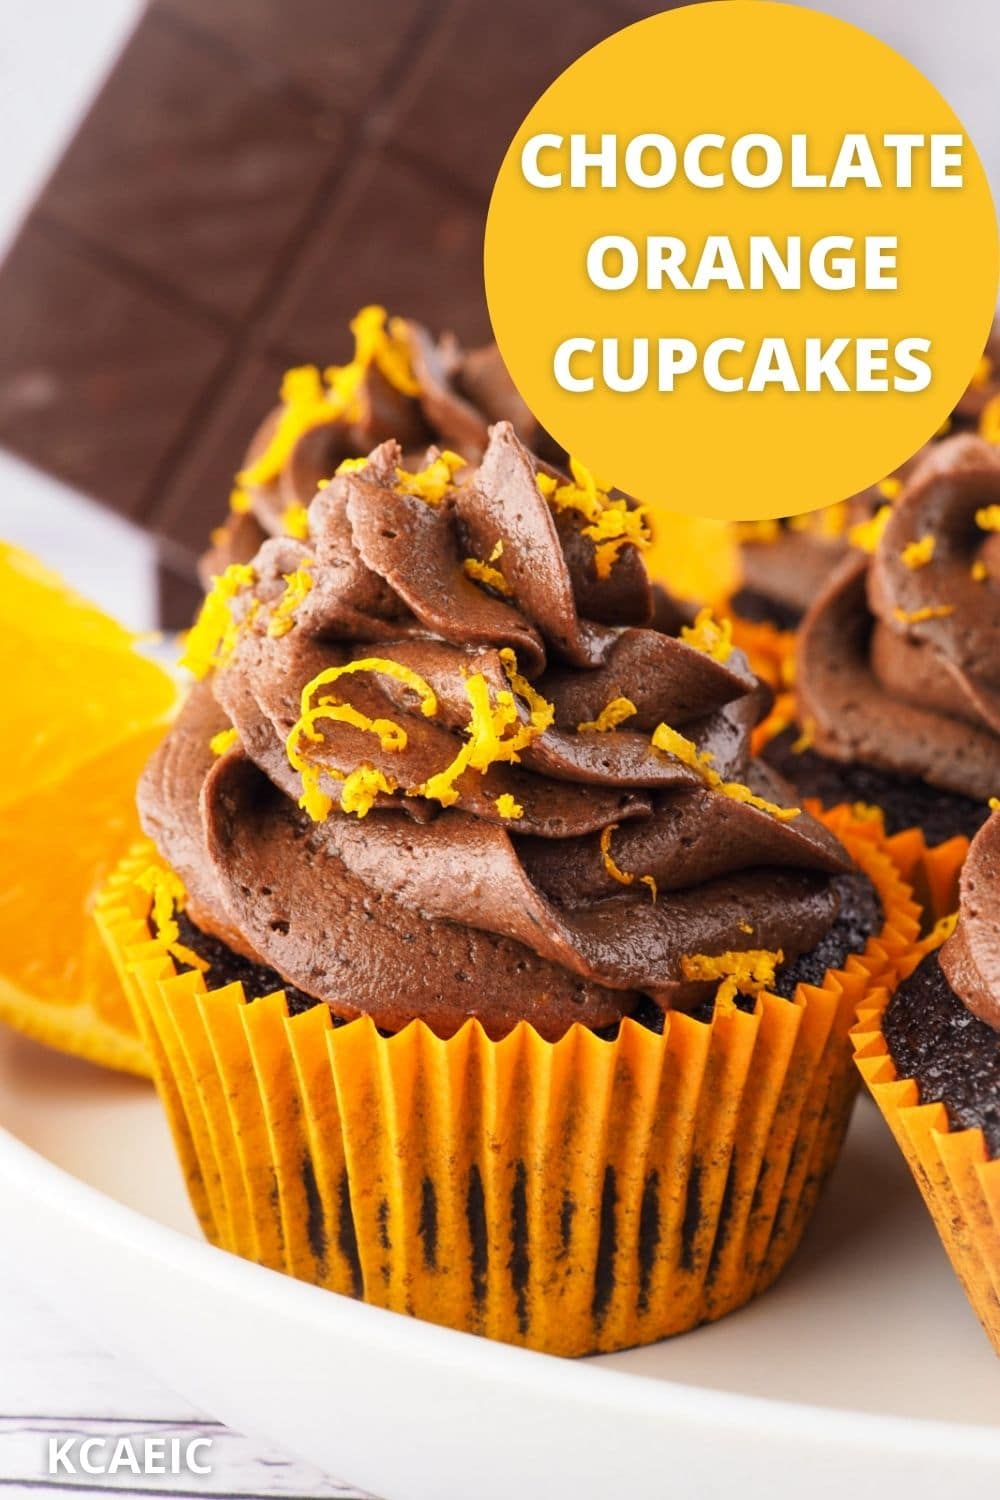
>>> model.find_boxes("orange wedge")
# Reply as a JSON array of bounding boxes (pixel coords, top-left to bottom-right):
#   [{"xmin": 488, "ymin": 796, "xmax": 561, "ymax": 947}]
[{"xmin": 0, "ymin": 543, "xmax": 177, "ymax": 1074}]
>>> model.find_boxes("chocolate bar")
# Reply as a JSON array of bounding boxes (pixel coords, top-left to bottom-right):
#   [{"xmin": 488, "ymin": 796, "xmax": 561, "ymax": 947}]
[{"xmin": 0, "ymin": 0, "xmax": 686, "ymax": 624}]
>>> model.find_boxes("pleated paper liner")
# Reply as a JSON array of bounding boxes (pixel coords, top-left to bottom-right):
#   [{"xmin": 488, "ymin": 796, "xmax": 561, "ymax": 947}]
[
  {"xmin": 96, "ymin": 807, "xmax": 921, "ymax": 1357},
  {"xmin": 852, "ymin": 830, "xmax": 1000, "ymax": 1354}
]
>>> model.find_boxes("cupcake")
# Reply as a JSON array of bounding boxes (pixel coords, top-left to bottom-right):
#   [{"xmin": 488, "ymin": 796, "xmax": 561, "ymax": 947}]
[
  {"xmin": 762, "ymin": 434, "xmax": 1000, "ymax": 845},
  {"xmin": 205, "ymin": 305, "xmax": 563, "ymax": 581},
  {"xmin": 97, "ymin": 422, "xmax": 920, "ymax": 1355},
  {"xmin": 731, "ymin": 452, "xmax": 931, "ymax": 630},
  {"xmin": 732, "ymin": 321, "xmax": 999, "ymax": 629},
  {"xmin": 854, "ymin": 811, "xmax": 1000, "ymax": 1351}
]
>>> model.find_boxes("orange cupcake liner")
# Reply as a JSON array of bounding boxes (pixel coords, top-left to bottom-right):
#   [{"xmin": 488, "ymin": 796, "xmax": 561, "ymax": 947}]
[
  {"xmin": 851, "ymin": 830, "xmax": 1000, "ymax": 1354},
  {"xmin": 95, "ymin": 807, "xmax": 921, "ymax": 1356}
]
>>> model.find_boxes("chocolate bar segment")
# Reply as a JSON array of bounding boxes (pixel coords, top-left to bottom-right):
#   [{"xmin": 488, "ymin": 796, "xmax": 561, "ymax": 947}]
[
  {"xmin": 156, "ymin": 0, "xmax": 430, "ymax": 118},
  {"xmin": 0, "ymin": 220, "xmax": 227, "ymax": 516},
  {"xmin": 262, "ymin": 151, "xmax": 493, "ymax": 356},
  {"xmin": 42, "ymin": 13, "xmax": 341, "ymax": 324},
  {"xmin": 151, "ymin": 349, "xmax": 294, "ymax": 566},
  {"xmin": 383, "ymin": 0, "xmax": 636, "ymax": 197}
]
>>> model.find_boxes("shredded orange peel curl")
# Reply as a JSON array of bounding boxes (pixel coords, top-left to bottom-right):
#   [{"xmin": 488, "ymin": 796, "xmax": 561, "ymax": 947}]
[
  {"xmin": 651, "ymin": 723, "xmax": 800, "ymax": 822},
  {"xmin": 578, "ymin": 696, "xmax": 636, "ymax": 734},
  {"xmin": 336, "ymin": 456, "xmax": 369, "ymax": 476},
  {"xmin": 893, "ymin": 603, "xmax": 955, "ymax": 624},
  {"xmin": 979, "ymin": 393, "xmax": 1000, "ymax": 445},
  {"xmin": 285, "ymin": 651, "xmax": 555, "ymax": 820},
  {"xmin": 901, "ymin": 534, "xmax": 935, "ymax": 570},
  {"xmin": 848, "ymin": 505, "xmax": 892, "ymax": 554},
  {"xmin": 494, "ymin": 793, "xmax": 524, "ymax": 819},
  {"xmin": 418, "ymin": 656, "xmax": 553, "ymax": 807},
  {"xmin": 924, "ymin": 910, "xmax": 960, "ymax": 952},
  {"xmin": 599, "ymin": 824, "xmax": 657, "ymax": 902},
  {"xmin": 133, "ymin": 866, "xmax": 209, "ymax": 973},
  {"xmin": 180, "ymin": 563, "xmax": 257, "ymax": 679},
  {"xmin": 681, "ymin": 607, "xmax": 734, "ymax": 663},
  {"xmin": 463, "ymin": 540, "xmax": 511, "ymax": 596},
  {"xmin": 790, "ymin": 716, "xmax": 816, "ymax": 754},
  {"xmin": 285, "ymin": 658, "xmax": 436, "ymax": 821},
  {"xmin": 282, "ymin": 502, "xmax": 310, "ymax": 540},
  {"xmin": 396, "ymin": 450, "xmax": 466, "ymax": 504},
  {"xmin": 537, "ymin": 458, "xmax": 652, "ymax": 578},
  {"xmin": 209, "ymin": 726, "xmax": 239, "ymax": 757},
  {"xmin": 680, "ymin": 948, "xmax": 784, "ymax": 1008},
  {"xmin": 238, "ymin": 307, "xmax": 419, "ymax": 489},
  {"xmin": 267, "ymin": 562, "xmax": 314, "ymax": 639}
]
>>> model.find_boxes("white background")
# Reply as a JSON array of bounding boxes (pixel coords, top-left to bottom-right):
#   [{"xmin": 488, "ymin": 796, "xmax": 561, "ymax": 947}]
[{"xmin": 0, "ymin": 2, "xmax": 997, "ymax": 1496}]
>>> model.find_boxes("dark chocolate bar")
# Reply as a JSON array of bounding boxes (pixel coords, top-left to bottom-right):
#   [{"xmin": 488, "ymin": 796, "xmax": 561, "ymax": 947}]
[{"xmin": 0, "ymin": 0, "xmax": 690, "ymax": 625}]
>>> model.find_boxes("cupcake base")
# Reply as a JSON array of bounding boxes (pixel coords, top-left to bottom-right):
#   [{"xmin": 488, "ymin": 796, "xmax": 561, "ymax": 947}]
[
  {"xmin": 763, "ymin": 727, "xmax": 991, "ymax": 844},
  {"xmin": 167, "ymin": 874, "xmax": 881, "ymax": 1039},
  {"xmin": 853, "ymin": 832, "xmax": 1000, "ymax": 1354},
  {"xmin": 728, "ymin": 586, "xmax": 804, "ymax": 632},
  {"xmin": 96, "ymin": 808, "xmax": 921, "ymax": 1357},
  {"xmin": 883, "ymin": 952, "xmax": 1000, "ymax": 1157}
]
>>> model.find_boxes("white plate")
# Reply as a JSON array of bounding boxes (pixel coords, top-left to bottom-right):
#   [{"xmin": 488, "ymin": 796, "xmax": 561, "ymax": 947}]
[{"xmin": 0, "ymin": 1022, "xmax": 997, "ymax": 1499}]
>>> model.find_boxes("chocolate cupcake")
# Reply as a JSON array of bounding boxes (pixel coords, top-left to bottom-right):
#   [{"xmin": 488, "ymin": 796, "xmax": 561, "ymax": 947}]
[
  {"xmin": 762, "ymin": 434, "xmax": 1000, "ymax": 842},
  {"xmin": 854, "ymin": 812, "xmax": 1000, "ymax": 1352},
  {"xmin": 97, "ymin": 423, "xmax": 921, "ymax": 1355},
  {"xmin": 205, "ymin": 305, "xmax": 562, "ymax": 582},
  {"xmin": 732, "ymin": 323, "xmax": 999, "ymax": 628},
  {"xmin": 731, "ymin": 447, "xmax": 941, "ymax": 631}
]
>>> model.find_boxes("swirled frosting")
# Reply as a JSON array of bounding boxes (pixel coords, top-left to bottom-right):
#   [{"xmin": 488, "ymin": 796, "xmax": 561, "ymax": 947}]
[
  {"xmin": 939, "ymin": 810, "xmax": 1000, "ymax": 1031},
  {"xmin": 203, "ymin": 308, "xmax": 559, "ymax": 583},
  {"xmin": 797, "ymin": 435, "xmax": 1000, "ymax": 800},
  {"xmin": 736, "ymin": 325, "xmax": 1000, "ymax": 619},
  {"xmin": 143, "ymin": 422, "xmax": 850, "ymax": 1039},
  {"xmin": 735, "ymin": 450, "xmax": 934, "ymax": 619}
]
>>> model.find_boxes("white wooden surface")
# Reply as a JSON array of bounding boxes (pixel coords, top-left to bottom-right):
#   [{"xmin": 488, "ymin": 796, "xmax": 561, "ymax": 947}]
[{"xmin": 0, "ymin": 1267, "xmax": 369, "ymax": 1497}]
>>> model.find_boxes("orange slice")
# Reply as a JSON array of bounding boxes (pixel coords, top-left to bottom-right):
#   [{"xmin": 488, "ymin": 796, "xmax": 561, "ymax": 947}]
[{"xmin": 0, "ymin": 543, "xmax": 177, "ymax": 1074}]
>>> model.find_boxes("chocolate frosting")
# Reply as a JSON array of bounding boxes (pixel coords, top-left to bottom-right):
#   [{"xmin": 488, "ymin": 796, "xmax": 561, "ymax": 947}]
[
  {"xmin": 146, "ymin": 422, "xmax": 850, "ymax": 1040},
  {"xmin": 201, "ymin": 317, "xmax": 558, "ymax": 587},
  {"xmin": 736, "ymin": 325, "xmax": 999, "ymax": 618},
  {"xmin": 736, "ymin": 446, "xmax": 934, "ymax": 618},
  {"xmin": 797, "ymin": 435, "xmax": 1000, "ymax": 801},
  {"xmin": 940, "ymin": 811, "xmax": 1000, "ymax": 1030}
]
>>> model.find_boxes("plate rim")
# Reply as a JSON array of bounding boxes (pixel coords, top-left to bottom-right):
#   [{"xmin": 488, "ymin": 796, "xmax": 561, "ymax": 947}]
[{"xmin": 1, "ymin": 1120, "xmax": 998, "ymax": 1463}]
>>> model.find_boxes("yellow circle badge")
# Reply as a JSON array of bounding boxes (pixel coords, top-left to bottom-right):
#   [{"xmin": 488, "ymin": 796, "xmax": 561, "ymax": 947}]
[{"xmin": 484, "ymin": 2, "xmax": 998, "ymax": 519}]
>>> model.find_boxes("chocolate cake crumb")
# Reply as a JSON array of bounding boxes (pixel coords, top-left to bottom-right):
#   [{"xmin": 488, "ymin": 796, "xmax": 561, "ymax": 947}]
[
  {"xmin": 729, "ymin": 587, "xmax": 803, "ymax": 632},
  {"xmin": 169, "ymin": 867, "xmax": 880, "ymax": 1041},
  {"xmin": 169, "ymin": 910, "xmax": 324, "ymax": 1015},
  {"xmin": 883, "ymin": 951, "xmax": 1000, "ymax": 1158},
  {"xmin": 763, "ymin": 726, "xmax": 991, "ymax": 843}
]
